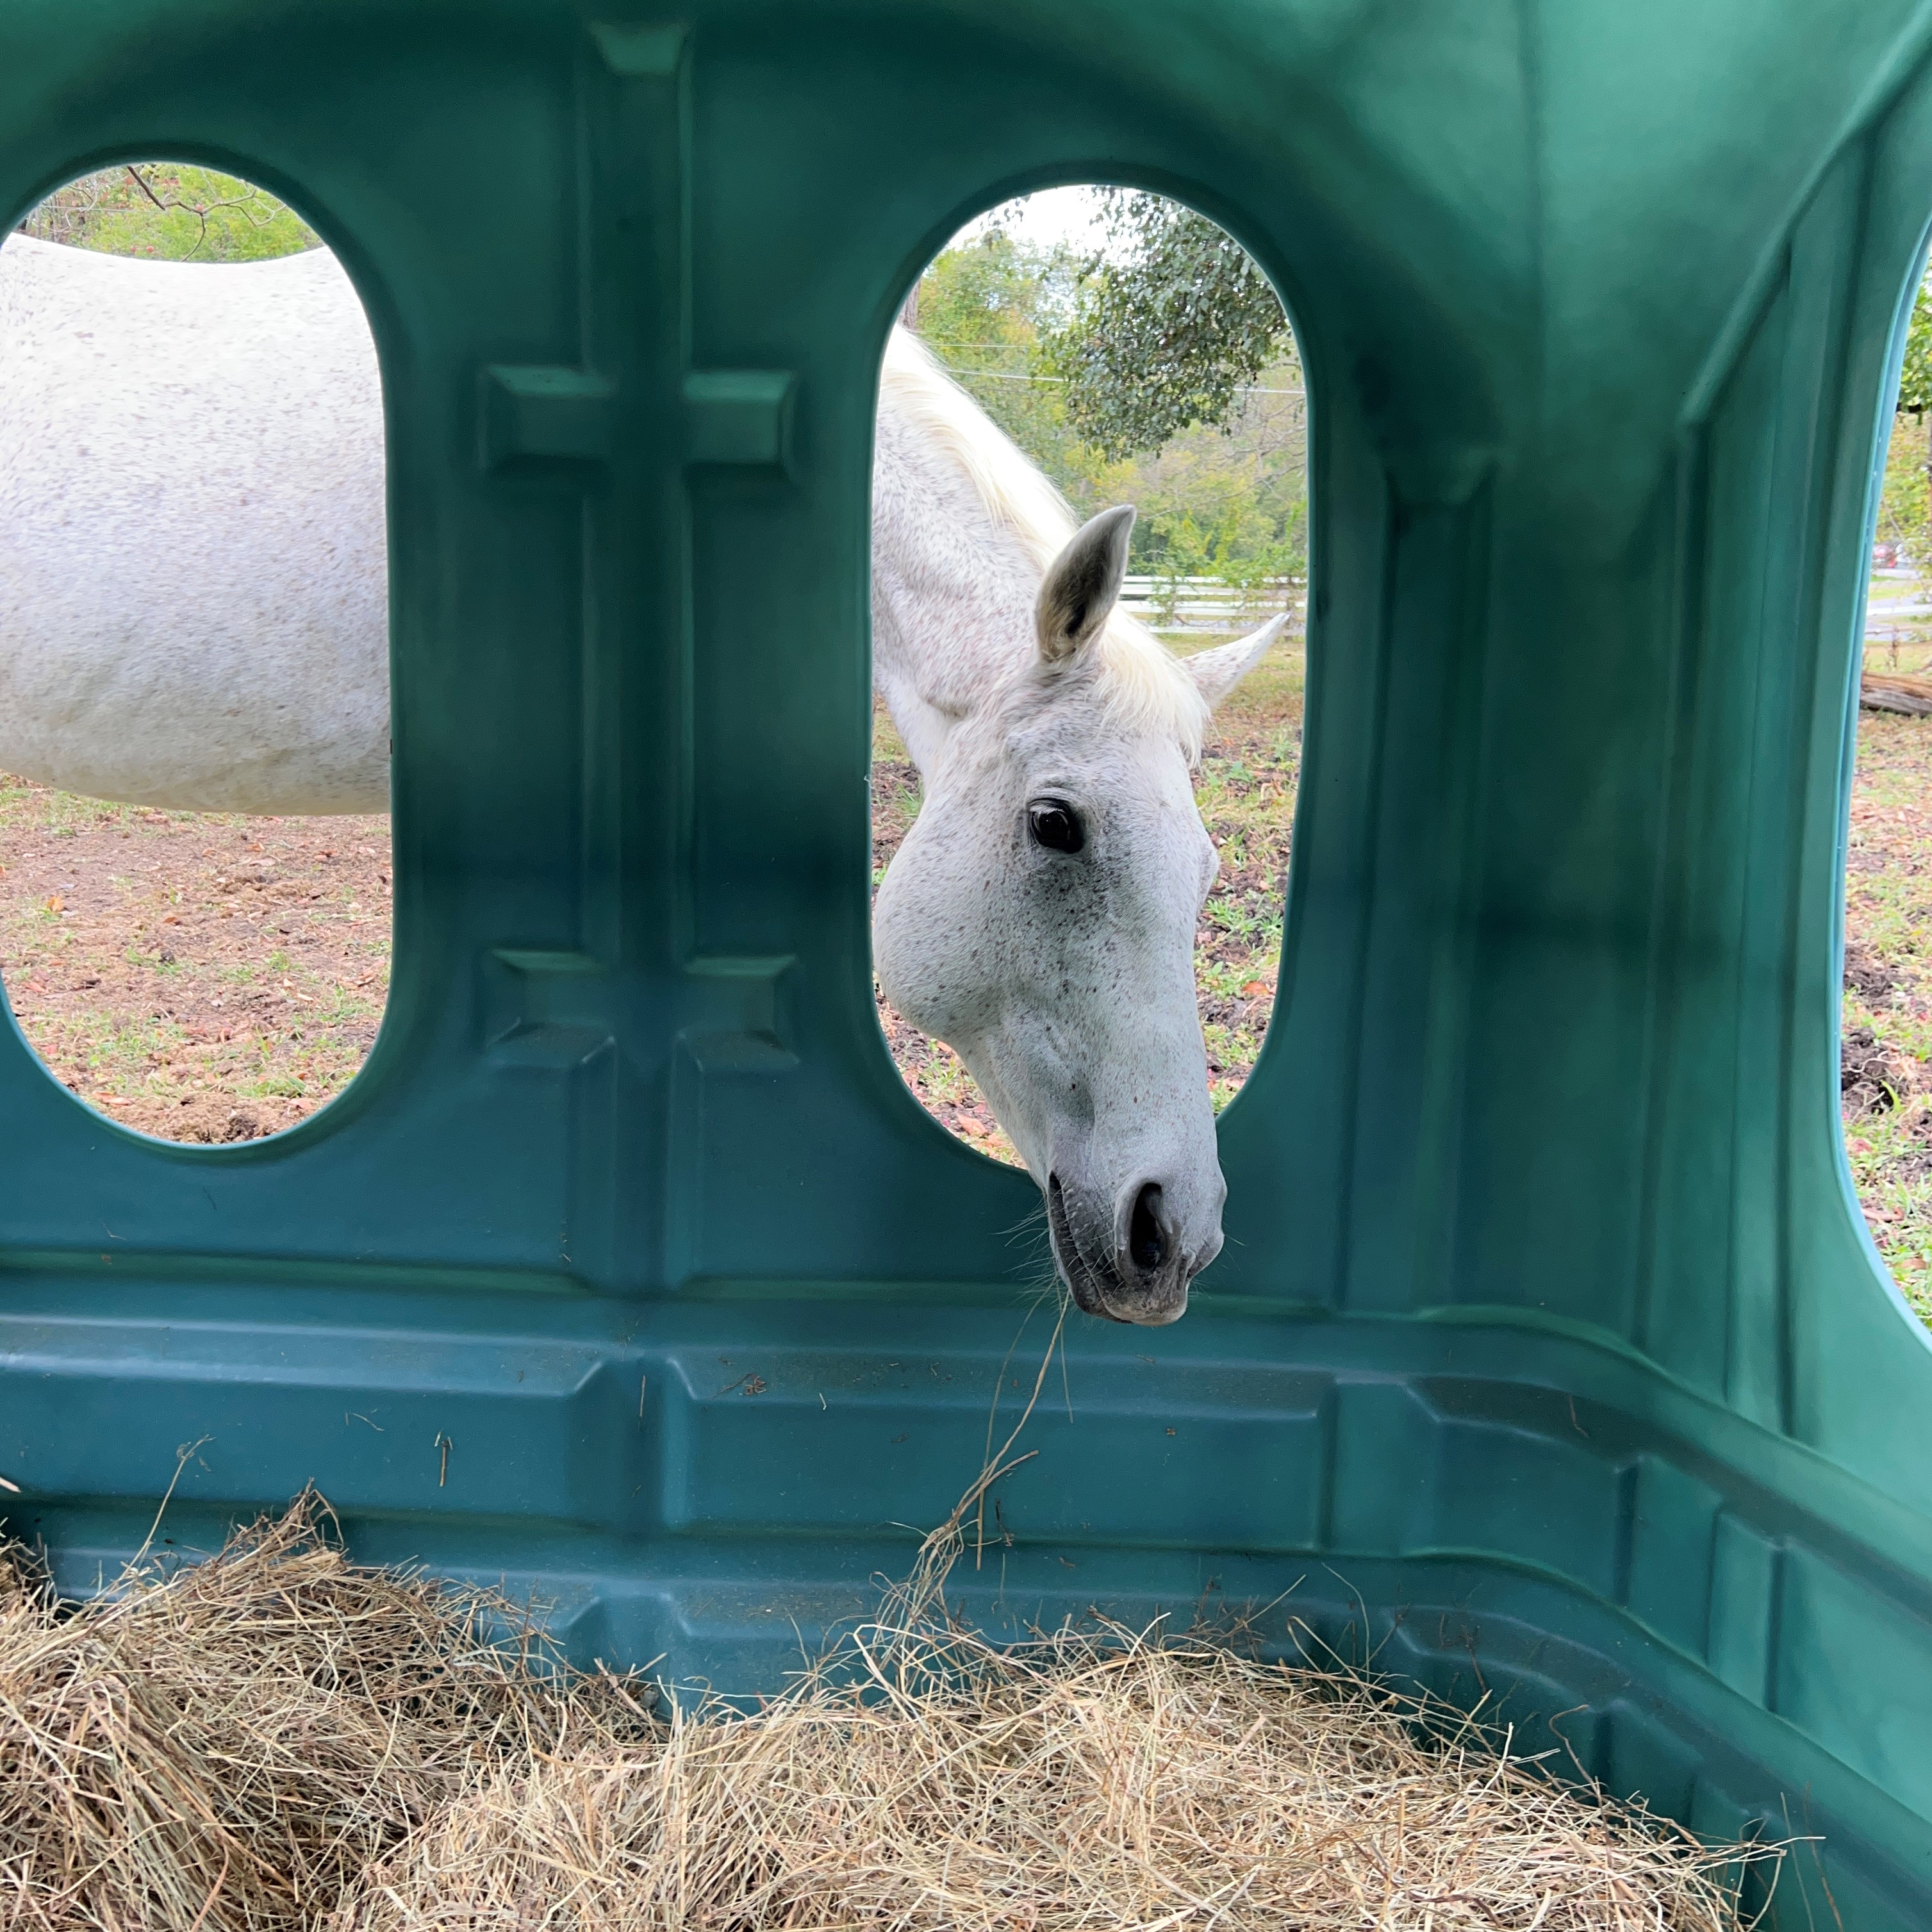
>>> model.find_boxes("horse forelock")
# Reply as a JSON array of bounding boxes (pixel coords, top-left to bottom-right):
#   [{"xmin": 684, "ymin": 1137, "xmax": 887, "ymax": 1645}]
[{"xmin": 880, "ymin": 325, "xmax": 1209, "ymax": 761}]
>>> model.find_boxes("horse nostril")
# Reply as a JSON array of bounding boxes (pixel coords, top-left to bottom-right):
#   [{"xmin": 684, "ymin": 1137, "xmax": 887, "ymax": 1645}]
[{"xmin": 1128, "ymin": 1183, "xmax": 1166, "ymax": 1274}]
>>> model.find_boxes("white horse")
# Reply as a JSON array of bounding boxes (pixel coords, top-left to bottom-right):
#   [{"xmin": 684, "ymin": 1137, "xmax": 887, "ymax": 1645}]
[{"xmin": 0, "ymin": 234, "xmax": 1278, "ymax": 1323}]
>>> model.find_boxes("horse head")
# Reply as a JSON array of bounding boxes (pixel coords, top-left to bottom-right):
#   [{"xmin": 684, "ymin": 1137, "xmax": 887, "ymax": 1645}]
[{"xmin": 873, "ymin": 505, "xmax": 1281, "ymax": 1324}]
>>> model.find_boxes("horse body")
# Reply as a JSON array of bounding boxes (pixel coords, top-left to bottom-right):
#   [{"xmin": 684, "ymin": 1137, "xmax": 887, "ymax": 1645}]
[
  {"xmin": 0, "ymin": 233, "xmax": 1279, "ymax": 1321},
  {"xmin": 0, "ymin": 236, "xmax": 386, "ymax": 811}
]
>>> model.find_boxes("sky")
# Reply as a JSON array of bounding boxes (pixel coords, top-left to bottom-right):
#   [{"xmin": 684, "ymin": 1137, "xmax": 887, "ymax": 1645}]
[{"xmin": 950, "ymin": 185, "xmax": 1109, "ymax": 257}]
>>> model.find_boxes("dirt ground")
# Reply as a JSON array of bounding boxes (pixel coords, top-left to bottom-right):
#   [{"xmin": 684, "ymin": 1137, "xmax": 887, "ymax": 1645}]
[
  {"xmin": 1840, "ymin": 710, "xmax": 1932, "ymax": 1317},
  {"xmin": 6, "ymin": 629, "xmax": 1932, "ymax": 1325},
  {"xmin": 0, "ymin": 778, "xmax": 388, "ymax": 1143}
]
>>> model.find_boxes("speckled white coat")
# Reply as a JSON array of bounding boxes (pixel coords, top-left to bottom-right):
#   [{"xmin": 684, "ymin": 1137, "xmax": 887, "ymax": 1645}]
[{"xmin": 0, "ymin": 235, "xmax": 387, "ymax": 811}]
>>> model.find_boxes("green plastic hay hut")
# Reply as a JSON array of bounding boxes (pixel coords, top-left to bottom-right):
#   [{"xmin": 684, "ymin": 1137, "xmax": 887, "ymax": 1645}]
[{"xmin": 5, "ymin": 3, "xmax": 1932, "ymax": 1924}]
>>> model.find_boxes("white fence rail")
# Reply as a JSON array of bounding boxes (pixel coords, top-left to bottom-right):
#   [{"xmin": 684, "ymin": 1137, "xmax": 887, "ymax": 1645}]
[
  {"xmin": 1126, "ymin": 564, "xmax": 1931, "ymax": 648},
  {"xmin": 1869, "ymin": 567, "xmax": 1932, "ymax": 650},
  {"xmin": 1117, "ymin": 574, "xmax": 1302, "ymax": 636}
]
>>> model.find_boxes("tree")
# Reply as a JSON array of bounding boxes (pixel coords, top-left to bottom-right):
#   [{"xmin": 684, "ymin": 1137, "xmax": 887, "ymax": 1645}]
[
  {"xmin": 907, "ymin": 204, "xmax": 1307, "ymax": 598},
  {"xmin": 1042, "ymin": 190, "xmax": 1291, "ymax": 461},
  {"xmin": 905, "ymin": 224, "xmax": 1101, "ymax": 500}
]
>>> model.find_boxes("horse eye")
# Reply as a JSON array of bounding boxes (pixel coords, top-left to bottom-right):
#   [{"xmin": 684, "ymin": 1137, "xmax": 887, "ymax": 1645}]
[{"xmin": 1027, "ymin": 799, "xmax": 1085, "ymax": 854}]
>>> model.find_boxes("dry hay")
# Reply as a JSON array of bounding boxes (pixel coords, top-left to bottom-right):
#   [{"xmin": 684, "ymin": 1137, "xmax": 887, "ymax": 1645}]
[
  {"xmin": 0, "ymin": 1498, "xmax": 1778, "ymax": 1932},
  {"xmin": 0, "ymin": 1494, "xmax": 656, "ymax": 1931}
]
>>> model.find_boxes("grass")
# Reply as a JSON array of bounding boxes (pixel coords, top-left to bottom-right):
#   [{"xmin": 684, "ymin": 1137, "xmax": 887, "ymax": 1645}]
[{"xmin": 1182, "ymin": 638, "xmax": 1300, "ymax": 1113}]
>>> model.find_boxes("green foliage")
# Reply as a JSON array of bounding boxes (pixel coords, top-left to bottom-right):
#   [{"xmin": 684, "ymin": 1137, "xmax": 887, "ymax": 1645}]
[
  {"xmin": 1119, "ymin": 375, "xmax": 1306, "ymax": 604},
  {"xmin": 907, "ymin": 201, "xmax": 1306, "ymax": 597},
  {"xmin": 1879, "ymin": 256, "xmax": 1932, "ymax": 561},
  {"xmin": 1901, "ymin": 272, "xmax": 1932, "ymax": 415},
  {"xmin": 909, "ymin": 228, "xmax": 1100, "ymax": 502},
  {"xmin": 910, "ymin": 227, "xmax": 1073, "ymax": 372},
  {"xmin": 1041, "ymin": 190, "xmax": 1291, "ymax": 463},
  {"xmin": 16, "ymin": 163, "xmax": 317, "ymax": 262},
  {"xmin": 1879, "ymin": 413, "xmax": 1930, "ymax": 559}
]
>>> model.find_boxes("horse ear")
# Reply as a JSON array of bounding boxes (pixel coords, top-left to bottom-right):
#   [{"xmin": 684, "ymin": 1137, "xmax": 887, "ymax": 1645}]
[
  {"xmin": 1183, "ymin": 614, "xmax": 1288, "ymax": 710},
  {"xmin": 1037, "ymin": 504, "xmax": 1135, "ymax": 664}
]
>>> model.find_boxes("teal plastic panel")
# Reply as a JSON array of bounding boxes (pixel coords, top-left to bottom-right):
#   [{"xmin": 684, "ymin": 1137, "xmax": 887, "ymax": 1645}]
[{"xmin": 8, "ymin": 3, "xmax": 1932, "ymax": 1924}]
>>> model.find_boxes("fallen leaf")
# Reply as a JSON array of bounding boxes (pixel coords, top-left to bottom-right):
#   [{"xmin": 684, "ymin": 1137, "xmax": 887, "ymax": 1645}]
[{"xmin": 42, "ymin": 893, "xmax": 62, "ymax": 914}]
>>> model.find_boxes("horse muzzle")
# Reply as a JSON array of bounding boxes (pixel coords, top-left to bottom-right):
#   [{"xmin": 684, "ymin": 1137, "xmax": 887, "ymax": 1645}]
[{"xmin": 1046, "ymin": 1171, "xmax": 1218, "ymax": 1325}]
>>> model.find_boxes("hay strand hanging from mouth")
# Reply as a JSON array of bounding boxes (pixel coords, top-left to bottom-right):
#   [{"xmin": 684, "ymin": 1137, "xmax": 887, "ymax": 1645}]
[{"xmin": 0, "ymin": 1494, "xmax": 1779, "ymax": 1932}]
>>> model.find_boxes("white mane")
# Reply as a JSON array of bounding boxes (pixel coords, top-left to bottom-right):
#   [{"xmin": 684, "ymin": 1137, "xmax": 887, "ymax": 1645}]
[{"xmin": 880, "ymin": 326, "xmax": 1211, "ymax": 758}]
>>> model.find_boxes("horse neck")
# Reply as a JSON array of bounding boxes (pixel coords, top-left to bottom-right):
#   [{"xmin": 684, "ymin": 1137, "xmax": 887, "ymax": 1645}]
[{"xmin": 870, "ymin": 390, "xmax": 1043, "ymax": 779}]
